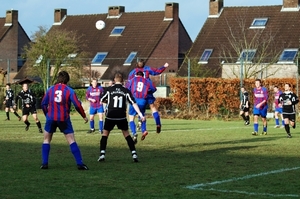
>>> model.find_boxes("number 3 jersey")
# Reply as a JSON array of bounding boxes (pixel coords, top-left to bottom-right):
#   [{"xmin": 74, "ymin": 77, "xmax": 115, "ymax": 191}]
[
  {"xmin": 41, "ymin": 83, "xmax": 86, "ymax": 121},
  {"xmin": 101, "ymin": 84, "xmax": 136, "ymax": 120}
]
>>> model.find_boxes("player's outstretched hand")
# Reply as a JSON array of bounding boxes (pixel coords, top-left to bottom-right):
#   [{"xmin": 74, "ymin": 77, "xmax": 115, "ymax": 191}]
[
  {"xmin": 164, "ymin": 63, "xmax": 169, "ymax": 68},
  {"xmin": 83, "ymin": 117, "xmax": 88, "ymax": 123}
]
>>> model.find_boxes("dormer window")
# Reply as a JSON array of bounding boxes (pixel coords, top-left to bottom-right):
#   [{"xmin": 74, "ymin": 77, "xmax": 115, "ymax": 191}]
[
  {"xmin": 250, "ymin": 18, "xmax": 268, "ymax": 29},
  {"xmin": 91, "ymin": 52, "xmax": 108, "ymax": 65},
  {"xmin": 237, "ymin": 49, "xmax": 256, "ymax": 63},
  {"xmin": 110, "ymin": 26, "xmax": 125, "ymax": 36},
  {"xmin": 278, "ymin": 48, "xmax": 298, "ymax": 63},
  {"xmin": 198, "ymin": 49, "xmax": 213, "ymax": 64},
  {"xmin": 124, "ymin": 52, "xmax": 137, "ymax": 65}
]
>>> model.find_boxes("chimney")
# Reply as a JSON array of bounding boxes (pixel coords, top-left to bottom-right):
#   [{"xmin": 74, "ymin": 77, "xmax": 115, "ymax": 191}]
[
  {"xmin": 5, "ymin": 10, "xmax": 18, "ymax": 25},
  {"xmin": 283, "ymin": 0, "xmax": 300, "ymax": 8},
  {"xmin": 54, "ymin": 9, "xmax": 67, "ymax": 23},
  {"xmin": 209, "ymin": 0, "xmax": 224, "ymax": 16},
  {"xmin": 165, "ymin": 2, "xmax": 179, "ymax": 20},
  {"xmin": 108, "ymin": 6, "xmax": 125, "ymax": 17}
]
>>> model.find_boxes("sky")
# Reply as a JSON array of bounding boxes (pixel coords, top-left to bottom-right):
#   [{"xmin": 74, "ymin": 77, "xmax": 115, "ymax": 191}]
[{"xmin": 2, "ymin": 0, "xmax": 283, "ymax": 42}]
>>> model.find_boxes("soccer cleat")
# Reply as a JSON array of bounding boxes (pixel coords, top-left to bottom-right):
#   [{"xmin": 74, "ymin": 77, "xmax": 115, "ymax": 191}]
[
  {"xmin": 87, "ymin": 129, "xmax": 95, "ymax": 134},
  {"xmin": 4, "ymin": 118, "xmax": 10, "ymax": 121},
  {"xmin": 40, "ymin": 164, "xmax": 48, "ymax": 169},
  {"xmin": 280, "ymin": 125, "xmax": 285, "ymax": 128},
  {"xmin": 39, "ymin": 128, "xmax": 43, "ymax": 133},
  {"xmin": 274, "ymin": 125, "xmax": 280, "ymax": 128},
  {"xmin": 141, "ymin": 131, "xmax": 148, "ymax": 141},
  {"xmin": 244, "ymin": 121, "xmax": 250, "ymax": 126},
  {"xmin": 25, "ymin": 124, "xmax": 30, "ymax": 131},
  {"xmin": 97, "ymin": 155, "xmax": 105, "ymax": 162},
  {"xmin": 132, "ymin": 154, "xmax": 138, "ymax": 162},
  {"xmin": 77, "ymin": 164, "xmax": 89, "ymax": 170},
  {"xmin": 156, "ymin": 125, "xmax": 161, "ymax": 133},
  {"xmin": 132, "ymin": 135, "xmax": 138, "ymax": 144},
  {"xmin": 261, "ymin": 132, "xmax": 267, "ymax": 135},
  {"xmin": 287, "ymin": 134, "xmax": 292, "ymax": 138},
  {"xmin": 252, "ymin": 131, "xmax": 258, "ymax": 136}
]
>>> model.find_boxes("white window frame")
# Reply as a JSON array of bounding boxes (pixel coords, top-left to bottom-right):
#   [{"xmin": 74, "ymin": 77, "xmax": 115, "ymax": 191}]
[
  {"xmin": 250, "ymin": 18, "xmax": 268, "ymax": 29},
  {"xmin": 123, "ymin": 52, "xmax": 137, "ymax": 65},
  {"xmin": 237, "ymin": 49, "xmax": 256, "ymax": 63},
  {"xmin": 91, "ymin": 52, "xmax": 108, "ymax": 65},
  {"xmin": 110, "ymin": 26, "xmax": 125, "ymax": 36},
  {"xmin": 198, "ymin": 49, "xmax": 213, "ymax": 64},
  {"xmin": 277, "ymin": 48, "xmax": 298, "ymax": 63}
]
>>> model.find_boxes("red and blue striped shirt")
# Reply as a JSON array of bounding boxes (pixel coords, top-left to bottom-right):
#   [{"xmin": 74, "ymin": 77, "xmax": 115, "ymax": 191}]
[
  {"xmin": 128, "ymin": 65, "xmax": 166, "ymax": 81},
  {"xmin": 41, "ymin": 83, "xmax": 86, "ymax": 121},
  {"xmin": 85, "ymin": 86, "xmax": 104, "ymax": 108},
  {"xmin": 127, "ymin": 76, "xmax": 157, "ymax": 99}
]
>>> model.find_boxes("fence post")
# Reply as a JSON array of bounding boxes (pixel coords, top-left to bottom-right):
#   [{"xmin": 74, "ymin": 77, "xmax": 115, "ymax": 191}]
[{"xmin": 187, "ymin": 58, "xmax": 191, "ymax": 112}]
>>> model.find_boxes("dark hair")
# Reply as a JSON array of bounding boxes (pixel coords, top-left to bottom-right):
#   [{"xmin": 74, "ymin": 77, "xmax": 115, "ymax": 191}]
[
  {"xmin": 255, "ymin": 79, "xmax": 261, "ymax": 83},
  {"xmin": 136, "ymin": 59, "xmax": 145, "ymax": 68},
  {"xmin": 136, "ymin": 71, "xmax": 144, "ymax": 76},
  {"xmin": 285, "ymin": 83, "xmax": 291, "ymax": 87},
  {"xmin": 57, "ymin": 71, "xmax": 70, "ymax": 84},
  {"xmin": 6, "ymin": 83, "xmax": 11, "ymax": 86}
]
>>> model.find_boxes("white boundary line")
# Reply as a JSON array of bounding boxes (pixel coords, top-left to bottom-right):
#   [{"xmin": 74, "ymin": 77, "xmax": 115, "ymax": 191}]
[{"xmin": 186, "ymin": 167, "xmax": 300, "ymax": 197}]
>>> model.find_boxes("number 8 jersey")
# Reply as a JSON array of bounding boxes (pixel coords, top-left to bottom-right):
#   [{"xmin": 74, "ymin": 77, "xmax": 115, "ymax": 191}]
[{"xmin": 101, "ymin": 83, "xmax": 136, "ymax": 120}]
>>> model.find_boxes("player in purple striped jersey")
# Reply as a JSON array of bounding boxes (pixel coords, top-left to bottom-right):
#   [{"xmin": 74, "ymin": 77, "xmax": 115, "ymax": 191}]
[
  {"xmin": 273, "ymin": 86, "xmax": 284, "ymax": 128},
  {"xmin": 128, "ymin": 59, "xmax": 168, "ymax": 133},
  {"xmin": 86, "ymin": 78, "xmax": 104, "ymax": 134},
  {"xmin": 41, "ymin": 71, "xmax": 89, "ymax": 170},
  {"xmin": 127, "ymin": 71, "xmax": 157, "ymax": 143},
  {"xmin": 252, "ymin": 79, "xmax": 268, "ymax": 136}
]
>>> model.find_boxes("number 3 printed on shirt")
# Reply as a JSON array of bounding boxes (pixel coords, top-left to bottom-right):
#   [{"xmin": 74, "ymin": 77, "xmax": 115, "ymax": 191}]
[{"xmin": 55, "ymin": 90, "xmax": 62, "ymax": 102}]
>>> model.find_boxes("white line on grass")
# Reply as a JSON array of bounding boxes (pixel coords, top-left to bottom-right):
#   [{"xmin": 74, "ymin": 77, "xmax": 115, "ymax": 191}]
[{"xmin": 186, "ymin": 167, "xmax": 300, "ymax": 198}]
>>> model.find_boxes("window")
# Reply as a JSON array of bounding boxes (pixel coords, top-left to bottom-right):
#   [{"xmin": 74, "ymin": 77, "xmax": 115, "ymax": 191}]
[
  {"xmin": 278, "ymin": 49, "xmax": 298, "ymax": 62},
  {"xmin": 198, "ymin": 49, "xmax": 213, "ymax": 64},
  {"xmin": 124, "ymin": 52, "xmax": 137, "ymax": 65},
  {"xmin": 237, "ymin": 49, "xmax": 256, "ymax": 62},
  {"xmin": 92, "ymin": 52, "xmax": 108, "ymax": 65},
  {"xmin": 35, "ymin": 55, "xmax": 43, "ymax": 64},
  {"xmin": 110, "ymin": 26, "xmax": 125, "ymax": 36},
  {"xmin": 250, "ymin": 18, "xmax": 268, "ymax": 28}
]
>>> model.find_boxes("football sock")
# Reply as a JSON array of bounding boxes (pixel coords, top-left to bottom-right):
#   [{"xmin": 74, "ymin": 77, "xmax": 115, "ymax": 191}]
[
  {"xmin": 100, "ymin": 136, "xmax": 108, "ymax": 151},
  {"xmin": 41, "ymin": 143, "xmax": 50, "ymax": 165},
  {"xmin": 141, "ymin": 121, "xmax": 146, "ymax": 133},
  {"xmin": 285, "ymin": 124, "xmax": 290, "ymax": 134},
  {"xmin": 24, "ymin": 120, "xmax": 30, "ymax": 126},
  {"xmin": 36, "ymin": 121, "xmax": 42, "ymax": 129},
  {"xmin": 129, "ymin": 121, "xmax": 136, "ymax": 135},
  {"xmin": 125, "ymin": 135, "xmax": 136, "ymax": 151},
  {"xmin": 6, "ymin": 112, "xmax": 9, "ymax": 120},
  {"xmin": 153, "ymin": 112, "xmax": 161, "ymax": 126},
  {"xmin": 14, "ymin": 112, "xmax": 20, "ymax": 118},
  {"xmin": 99, "ymin": 121, "xmax": 103, "ymax": 131},
  {"xmin": 246, "ymin": 115, "xmax": 250, "ymax": 122},
  {"xmin": 70, "ymin": 142, "xmax": 83, "ymax": 165},
  {"xmin": 240, "ymin": 114, "xmax": 246, "ymax": 121},
  {"xmin": 90, "ymin": 120, "xmax": 94, "ymax": 129},
  {"xmin": 263, "ymin": 125, "xmax": 267, "ymax": 132},
  {"xmin": 254, "ymin": 123, "xmax": 258, "ymax": 132},
  {"xmin": 292, "ymin": 123, "xmax": 296, "ymax": 129},
  {"xmin": 275, "ymin": 118, "xmax": 279, "ymax": 126}
]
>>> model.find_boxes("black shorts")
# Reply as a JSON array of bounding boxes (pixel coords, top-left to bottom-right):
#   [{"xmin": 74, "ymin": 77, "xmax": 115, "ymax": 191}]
[
  {"xmin": 241, "ymin": 106, "xmax": 250, "ymax": 112},
  {"xmin": 5, "ymin": 100, "xmax": 14, "ymax": 108},
  {"xmin": 22, "ymin": 107, "xmax": 37, "ymax": 116},
  {"xmin": 282, "ymin": 114, "xmax": 296, "ymax": 122},
  {"xmin": 104, "ymin": 118, "xmax": 129, "ymax": 131}
]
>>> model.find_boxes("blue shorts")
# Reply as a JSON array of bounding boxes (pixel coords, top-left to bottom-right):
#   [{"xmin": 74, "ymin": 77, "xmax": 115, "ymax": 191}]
[
  {"xmin": 89, "ymin": 106, "xmax": 104, "ymax": 115},
  {"xmin": 253, "ymin": 105, "xmax": 268, "ymax": 118},
  {"xmin": 44, "ymin": 117, "xmax": 74, "ymax": 134},
  {"xmin": 128, "ymin": 98, "xmax": 147, "ymax": 116},
  {"xmin": 146, "ymin": 94, "xmax": 156, "ymax": 105},
  {"xmin": 275, "ymin": 107, "xmax": 283, "ymax": 114}
]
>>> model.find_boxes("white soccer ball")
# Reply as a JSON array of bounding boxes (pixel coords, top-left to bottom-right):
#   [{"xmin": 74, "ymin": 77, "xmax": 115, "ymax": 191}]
[{"xmin": 95, "ymin": 20, "xmax": 105, "ymax": 30}]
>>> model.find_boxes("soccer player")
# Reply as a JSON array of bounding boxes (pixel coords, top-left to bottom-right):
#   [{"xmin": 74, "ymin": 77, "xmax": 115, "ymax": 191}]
[
  {"xmin": 3, "ymin": 83, "xmax": 21, "ymax": 121},
  {"xmin": 15, "ymin": 82, "xmax": 42, "ymax": 133},
  {"xmin": 97, "ymin": 72, "xmax": 145, "ymax": 162},
  {"xmin": 40, "ymin": 71, "xmax": 89, "ymax": 170},
  {"xmin": 127, "ymin": 71, "xmax": 157, "ymax": 144},
  {"xmin": 86, "ymin": 78, "xmax": 104, "ymax": 134},
  {"xmin": 239, "ymin": 87, "xmax": 250, "ymax": 125},
  {"xmin": 252, "ymin": 79, "xmax": 268, "ymax": 136},
  {"xmin": 128, "ymin": 59, "xmax": 168, "ymax": 133},
  {"xmin": 273, "ymin": 86, "xmax": 284, "ymax": 128},
  {"xmin": 278, "ymin": 83, "xmax": 299, "ymax": 138}
]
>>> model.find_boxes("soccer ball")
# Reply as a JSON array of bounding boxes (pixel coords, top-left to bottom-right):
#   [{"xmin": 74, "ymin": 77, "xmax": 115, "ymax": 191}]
[{"xmin": 96, "ymin": 20, "xmax": 105, "ymax": 30}]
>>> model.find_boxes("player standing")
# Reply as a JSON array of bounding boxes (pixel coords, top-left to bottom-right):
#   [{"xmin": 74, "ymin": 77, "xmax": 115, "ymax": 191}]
[
  {"xmin": 278, "ymin": 83, "xmax": 299, "ymax": 138},
  {"xmin": 239, "ymin": 87, "xmax": 250, "ymax": 125},
  {"xmin": 252, "ymin": 79, "xmax": 268, "ymax": 136},
  {"xmin": 97, "ymin": 72, "xmax": 145, "ymax": 162},
  {"xmin": 86, "ymin": 78, "xmax": 104, "ymax": 134},
  {"xmin": 3, "ymin": 83, "xmax": 21, "ymax": 121},
  {"xmin": 41, "ymin": 71, "xmax": 89, "ymax": 170}
]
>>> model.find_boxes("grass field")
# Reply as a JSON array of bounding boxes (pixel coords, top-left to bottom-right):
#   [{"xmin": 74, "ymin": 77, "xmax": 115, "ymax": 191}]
[{"xmin": 0, "ymin": 111, "xmax": 299, "ymax": 199}]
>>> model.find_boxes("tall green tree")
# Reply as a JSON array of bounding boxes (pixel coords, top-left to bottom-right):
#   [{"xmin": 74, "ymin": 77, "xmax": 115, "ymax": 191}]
[{"xmin": 23, "ymin": 26, "xmax": 90, "ymax": 92}]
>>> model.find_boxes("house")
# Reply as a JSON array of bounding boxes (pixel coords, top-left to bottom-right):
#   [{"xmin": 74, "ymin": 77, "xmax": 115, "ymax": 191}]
[
  {"xmin": 36, "ymin": 2, "xmax": 192, "ymax": 86},
  {"xmin": 178, "ymin": 0, "xmax": 300, "ymax": 79},
  {"xmin": 0, "ymin": 10, "xmax": 30, "ymax": 85}
]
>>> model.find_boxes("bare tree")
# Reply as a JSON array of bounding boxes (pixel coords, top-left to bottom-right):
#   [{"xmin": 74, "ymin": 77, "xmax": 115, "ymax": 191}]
[{"xmin": 22, "ymin": 26, "xmax": 90, "ymax": 92}]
